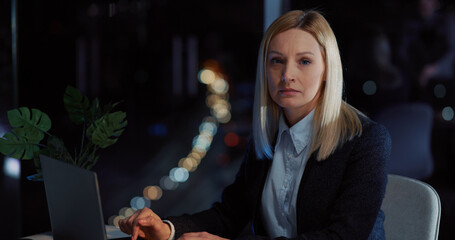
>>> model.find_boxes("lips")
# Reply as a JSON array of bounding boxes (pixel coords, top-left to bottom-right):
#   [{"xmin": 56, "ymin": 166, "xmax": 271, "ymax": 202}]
[{"xmin": 279, "ymin": 88, "xmax": 300, "ymax": 95}]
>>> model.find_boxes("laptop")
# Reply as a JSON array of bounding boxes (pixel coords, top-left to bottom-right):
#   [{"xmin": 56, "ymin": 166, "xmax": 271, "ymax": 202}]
[{"xmin": 39, "ymin": 155, "xmax": 131, "ymax": 240}]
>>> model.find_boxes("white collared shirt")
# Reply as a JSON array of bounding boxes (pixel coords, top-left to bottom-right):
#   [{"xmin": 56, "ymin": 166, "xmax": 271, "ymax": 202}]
[{"xmin": 261, "ymin": 110, "xmax": 314, "ymax": 238}]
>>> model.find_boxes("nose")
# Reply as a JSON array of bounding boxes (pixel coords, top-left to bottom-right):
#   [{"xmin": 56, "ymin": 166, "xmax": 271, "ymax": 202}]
[{"xmin": 282, "ymin": 64, "xmax": 296, "ymax": 82}]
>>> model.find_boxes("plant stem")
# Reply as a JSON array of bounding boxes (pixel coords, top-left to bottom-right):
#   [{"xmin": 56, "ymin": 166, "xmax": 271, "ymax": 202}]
[
  {"xmin": 78, "ymin": 142, "xmax": 93, "ymax": 167},
  {"xmin": 80, "ymin": 124, "xmax": 86, "ymax": 160},
  {"xmin": 37, "ymin": 143, "xmax": 47, "ymax": 148}
]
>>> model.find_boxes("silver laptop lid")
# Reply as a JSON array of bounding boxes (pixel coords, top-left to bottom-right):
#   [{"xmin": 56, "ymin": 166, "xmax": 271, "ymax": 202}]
[{"xmin": 40, "ymin": 155, "xmax": 107, "ymax": 240}]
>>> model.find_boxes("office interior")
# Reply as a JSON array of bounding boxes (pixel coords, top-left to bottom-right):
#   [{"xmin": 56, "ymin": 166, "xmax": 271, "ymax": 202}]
[{"xmin": 1, "ymin": 0, "xmax": 455, "ymax": 239}]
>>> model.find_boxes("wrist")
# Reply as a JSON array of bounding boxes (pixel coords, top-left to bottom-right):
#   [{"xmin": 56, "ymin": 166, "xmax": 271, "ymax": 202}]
[{"xmin": 162, "ymin": 220, "xmax": 175, "ymax": 240}]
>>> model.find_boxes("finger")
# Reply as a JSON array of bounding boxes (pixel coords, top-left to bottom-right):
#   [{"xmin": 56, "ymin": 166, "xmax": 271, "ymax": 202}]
[
  {"xmin": 131, "ymin": 221, "xmax": 146, "ymax": 240},
  {"xmin": 131, "ymin": 217, "xmax": 153, "ymax": 240},
  {"xmin": 128, "ymin": 208, "xmax": 158, "ymax": 240},
  {"xmin": 120, "ymin": 218, "xmax": 133, "ymax": 235},
  {"xmin": 118, "ymin": 219, "xmax": 129, "ymax": 234},
  {"xmin": 132, "ymin": 226, "xmax": 139, "ymax": 240},
  {"xmin": 127, "ymin": 209, "xmax": 143, "ymax": 233},
  {"xmin": 131, "ymin": 211, "xmax": 155, "ymax": 240}
]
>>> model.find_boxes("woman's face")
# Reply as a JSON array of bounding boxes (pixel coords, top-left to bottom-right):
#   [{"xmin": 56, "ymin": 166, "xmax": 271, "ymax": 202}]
[{"xmin": 267, "ymin": 28, "xmax": 325, "ymax": 122}]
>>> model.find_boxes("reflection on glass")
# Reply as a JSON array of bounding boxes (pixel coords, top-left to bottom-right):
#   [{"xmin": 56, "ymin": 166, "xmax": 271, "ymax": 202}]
[
  {"xmin": 442, "ymin": 106, "xmax": 454, "ymax": 121},
  {"xmin": 434, "ymin": 84, "xmax": 446, "ymax": 99},
  {"xmin": 362, "ymin": 80, "xmax": 377, "ymax": 95}
]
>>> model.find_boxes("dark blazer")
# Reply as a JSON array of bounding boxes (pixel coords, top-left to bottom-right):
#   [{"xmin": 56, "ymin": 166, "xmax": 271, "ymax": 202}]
[{"xmin": 167, "ymin": 115, "xmax": 391, "ymax": 240}]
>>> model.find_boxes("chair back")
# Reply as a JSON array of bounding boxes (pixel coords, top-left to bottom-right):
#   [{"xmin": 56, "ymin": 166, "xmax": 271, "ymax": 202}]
[
  {"xmin": 374, "ymin": 102, "xmax": 434, "ymax": 179},
  {"xmin": 381, "ymin": 174, "xmax": 441, "ymax": 240}
]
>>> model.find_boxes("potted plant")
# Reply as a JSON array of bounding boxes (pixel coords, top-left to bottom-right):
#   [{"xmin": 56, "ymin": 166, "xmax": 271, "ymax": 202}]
[{"xmin": 0, "ymin": 85, "xmax": 127, "ymax": 181}]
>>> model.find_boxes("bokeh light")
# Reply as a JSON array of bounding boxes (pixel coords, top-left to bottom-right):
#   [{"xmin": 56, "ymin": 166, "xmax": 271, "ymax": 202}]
[
  {"xmin": 362, "ymin": 80, "xmax": 377, "ymax": 95},
  {"xmin": 3, "ymin": 157, "xmax": 20, "ymax": 179},
  {"xmin": 188, "ymin": 152, "xmax": 202, "ymax": 164},
  {"xmin": 179, "ymin": 157, "xmax": 198, "ymax": 172},
  {"xmin": 211, "ymin": 78, "xmax": 229, "ymax": 94},
  {"xmin": 115, "ymin": 64, "xmax": 233, "ymax": 225},
  {"xmin": 192, "ymin": 134, "xmax": 212, "ymax": 152},
  {"xmin": 198, "ymin": 69, "xmax": 216, "ymax": 85},
  {"xmin": 160, "ymin": 176, "xmax": 179, "ymax": 190},
  {"xmin": 191, "ymin": 148, "xmax": 207, "ymax": 159},
  {"xmin": 216, "ymin": 111, "xmax": 231, "ymax": 124},
  {"xmin": 112, "ymin": 215, "xmax": 125, "ymax": 228},
  {"xmin": 442, "ymin": 106, "xmax": 454, "ymax": 121},
  {"xmin": 130, "ymin": 196, "xmax": 151, "ymax": 210},
  {"xmin": 434, "ymin": 84, "xmax": 446, "ymax": 99},
  {"xmin": 224, "ymin": 132, "xmax": 240, "ymax": 147},
  {"xmin": 206, "ymin": 94, "xmax": 220, "ymax": 108},
  {"xmin": 169, "ymin": 167, "xmax": 189, "ymax": 183},
  {"xmin": 143, "ymin": 185, "xmax": 163, "ymax": 200},
  {"xmin": 119, "ymin": 207, "xmax": 135, "ymax": 217},
  {"xmin": 108, "ymin": 215, "xmax": 117, "ymax": 226},
  {"xmin": 199, "ymin": 121, "xmax": 218, "ymax": 136}
]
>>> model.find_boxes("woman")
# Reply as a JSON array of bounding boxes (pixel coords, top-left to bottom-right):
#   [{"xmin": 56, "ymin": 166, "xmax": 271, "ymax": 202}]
[{"xmin": 119, "ymin": 10, "xmax": 391, "ymax": 240}]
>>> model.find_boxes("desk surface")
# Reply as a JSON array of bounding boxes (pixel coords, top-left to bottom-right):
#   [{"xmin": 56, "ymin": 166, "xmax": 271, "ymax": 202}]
[{"xmin": 21, "ymin": 225, "xmax": 131, "ymax": 240}]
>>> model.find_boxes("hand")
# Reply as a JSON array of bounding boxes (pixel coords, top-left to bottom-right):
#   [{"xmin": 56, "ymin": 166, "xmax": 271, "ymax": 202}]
[
  {"xmin": 178, "ymin": 232, "xmax": 229, "ymax": 240},
  {"xmin": 118, "ymin": 207, "xmax": 171, "ymax": 240}
]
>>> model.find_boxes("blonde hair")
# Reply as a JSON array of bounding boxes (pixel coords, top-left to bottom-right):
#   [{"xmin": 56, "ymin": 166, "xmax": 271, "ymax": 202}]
[{"xmin": 252, "ymin": 10, "xmax": 362, "ymax": 161}]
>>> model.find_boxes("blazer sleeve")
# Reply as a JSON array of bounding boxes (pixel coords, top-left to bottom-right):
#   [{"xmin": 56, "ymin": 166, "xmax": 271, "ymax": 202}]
[{"xmin": 165, "ymin": 141, "xmax": 265, "ymax": 239}]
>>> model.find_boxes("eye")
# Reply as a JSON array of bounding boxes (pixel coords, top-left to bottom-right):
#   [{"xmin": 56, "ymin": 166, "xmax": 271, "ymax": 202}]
[
  {"xmin": 300, "ymin": 59, "xmax": 311, "ymax": 65},
  {"xmin": 270, "ymin": 57, "xmax": 284, "ymax": 64}
]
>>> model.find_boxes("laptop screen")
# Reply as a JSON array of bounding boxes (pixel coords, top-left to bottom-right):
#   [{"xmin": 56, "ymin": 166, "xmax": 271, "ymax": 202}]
[{"xmin": 40, "ymin": 155, "xmax": 128, "ymax": 240}]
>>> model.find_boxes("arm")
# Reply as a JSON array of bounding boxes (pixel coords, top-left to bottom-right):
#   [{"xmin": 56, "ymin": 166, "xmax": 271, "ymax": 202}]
[
  {"xmin": 166, "ymin": 142, "xmax": 265, "ymax": 239},
  {"xmin": 119, "ymin": 142, "xmax": 265, "ymax": 240}
]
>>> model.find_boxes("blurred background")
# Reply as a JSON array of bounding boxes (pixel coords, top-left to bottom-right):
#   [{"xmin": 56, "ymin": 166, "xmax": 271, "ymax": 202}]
[{"xmin": 1, "ymin": 0, "xmax": 455, "ymax": 239}]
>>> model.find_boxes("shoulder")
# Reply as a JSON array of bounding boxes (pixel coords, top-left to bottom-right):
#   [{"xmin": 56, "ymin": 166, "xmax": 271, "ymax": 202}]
[
  {"xmin": 358, "ymin": 114, "xmax": 390, "ymax": 140},
  {"xmin": 355, "ymin": 113, "xmax": 392, "ymax": 156}
]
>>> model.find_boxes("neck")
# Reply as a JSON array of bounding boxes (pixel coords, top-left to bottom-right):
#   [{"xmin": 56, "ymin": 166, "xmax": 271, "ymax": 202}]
[{"xmin": 283, "ymin": 107, "xmax": 314, "ymax": 126}]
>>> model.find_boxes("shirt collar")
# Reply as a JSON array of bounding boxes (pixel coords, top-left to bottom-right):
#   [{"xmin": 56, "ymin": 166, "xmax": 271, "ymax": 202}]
[{"xmin": 275, "ymin": 109, "xmax": 315, "ymax": 155}]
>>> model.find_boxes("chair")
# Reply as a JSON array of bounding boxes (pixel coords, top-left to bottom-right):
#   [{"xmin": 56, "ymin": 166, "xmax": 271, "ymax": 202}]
[
  {"xmin": 374, "ymin": 102, "xmax": 434, "ymax": 180},
  {"xmin": 381, "ymin": 174, "xmax": 441, "ymax": 240}
]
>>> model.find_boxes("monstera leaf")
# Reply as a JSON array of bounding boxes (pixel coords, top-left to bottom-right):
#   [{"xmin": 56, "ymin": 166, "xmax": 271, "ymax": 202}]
[
  {"xmin": 0, "ymin": 131, "xmax": 40, "ymax": 160},
  {"xmin": 87, "ymin": 111, "xmax": 127, "ymax": 148},
  {"xmin": 46, "ymin": 136, "xmax": 73, "ymax": 164},
  {"xmin": 64, "ymin": 85, "xmax": 90, "ymax": 125},
  {"xmin": 7, "ymin": 107, "xmax": 51, "ymax": 141}
]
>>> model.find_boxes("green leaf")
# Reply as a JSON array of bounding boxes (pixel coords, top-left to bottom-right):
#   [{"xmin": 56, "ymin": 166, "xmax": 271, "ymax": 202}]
[
  {"xmin": 102, "ymin": 101, "xmax": 122, "ymax": 115},
  {"xmin": 7, "ymin": 107, "xmax": 51, "ymax": 141},
  {"xmin": 0, "ymin": 131, "xmax": 40, "ymax": 160},
  {"xmin": 46, "ymin": 136, "xmax": 73, "ymax": 164},
  {"xmin": 64, "ymin": 85, "xmax": 90, "ymax": 125},
  {"xmin": 87, "ymin": 111, "xmax": 127, "ymax": 148},
  {"xmin": 89, "ymin": 98, "xmax": 101, "ymax": 121},
  {"xmin": 81, "ymin": 154, "xmax": 99, "ymax": 170}
]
